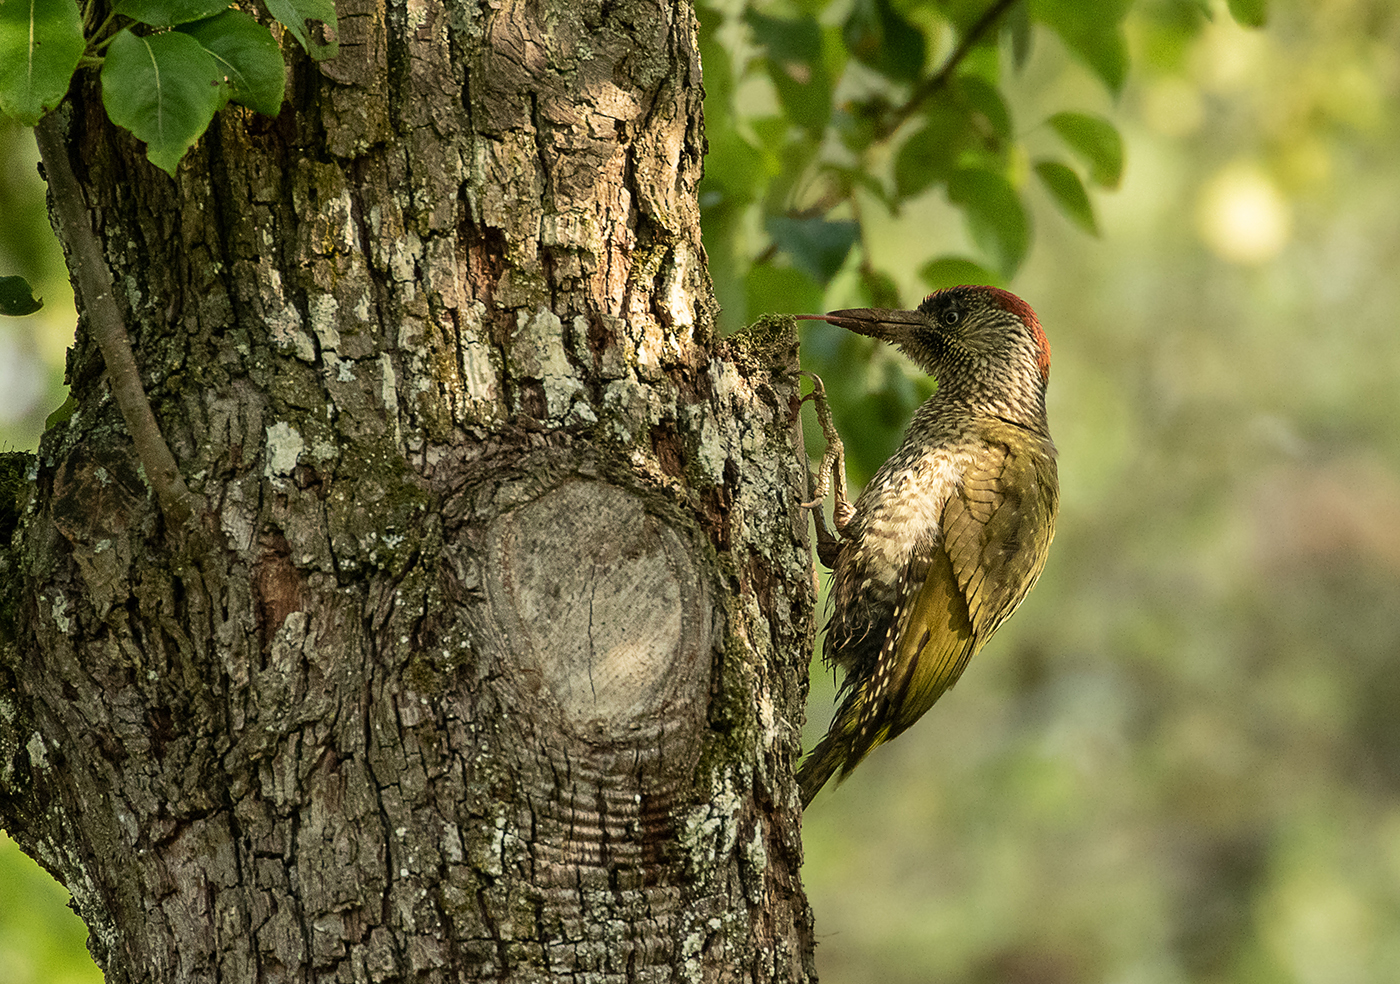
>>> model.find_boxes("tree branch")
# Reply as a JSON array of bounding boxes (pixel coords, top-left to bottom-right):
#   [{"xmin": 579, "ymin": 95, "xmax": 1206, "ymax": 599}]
[
  {"xmin": 879, "ymin": 0, "xmax": 1023, "ymax": 140},
  {"xmin": 34, "ymin": 111, "xmax": 199, "ymax": 531}
]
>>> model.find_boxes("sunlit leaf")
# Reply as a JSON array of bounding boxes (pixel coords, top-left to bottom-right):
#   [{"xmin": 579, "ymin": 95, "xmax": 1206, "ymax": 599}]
[
  {"xmin": 947, "ymin": 168, "xmax": 1028, "ymax": 278},
  {"xmin": 918, "ymin": 256, "xmax": 1003, "ymax": 292},
  {"xmin": 0, "ymin": 275, "xmax": 42, "ymax": 316},
  {"xmin": 101, "ymin": 28, "xmax": 225, "ymax": 177},
  {"xmin": 263, "ymin": 0, "xmax": 338, "ymax": 60},
  {"xmin": 1035, "ymin": 159, "xmax": 1098, "ymax": 235},
  {"xmin": 113, "ymin": 0, "xmax": 228, "ymax": 27},
  {"xmin": 179, "ymin": 10, "xmax": 285, "ymax": 116},
  {"xmin": 843, "ymin": 0, "xmax": 925, "ymax": 83},
  {"xmin": 0, "ymin": 0, "xmax": 83, "ymax": 125},
  {"xmin": 1226, "ymin": 0, "xmax": 1267, "ymax": 27},
  {"xmin": 766, "ymin": 216, "xmax": 859, "ymax": 286},
  {"xmin": 1048, "ymin": 111, "xmax": 1124, "ymax": 188}
]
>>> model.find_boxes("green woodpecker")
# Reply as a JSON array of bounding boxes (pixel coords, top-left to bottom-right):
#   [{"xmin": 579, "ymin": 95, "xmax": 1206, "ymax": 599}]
[{"xmin": 796, "ymin": 285, "xmax": 1059, "ymax": 807}]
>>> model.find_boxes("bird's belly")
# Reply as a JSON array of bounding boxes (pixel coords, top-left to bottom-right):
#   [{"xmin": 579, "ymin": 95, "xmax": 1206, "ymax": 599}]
[{"xmin": 849, "ymin": 450, "xmax": 969, "ymax": 594}]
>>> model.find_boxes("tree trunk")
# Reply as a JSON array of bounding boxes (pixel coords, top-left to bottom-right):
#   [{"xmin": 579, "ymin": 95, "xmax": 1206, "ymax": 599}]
[{"xmin": 0, "ymin": 0, "xmax": 818, "ymax": 979}]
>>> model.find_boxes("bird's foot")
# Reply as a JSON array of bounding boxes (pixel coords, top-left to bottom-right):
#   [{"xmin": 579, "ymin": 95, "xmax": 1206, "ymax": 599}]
[{"xmin": 798, "ymin": 371, "xmax": 851, "ymax": 567}]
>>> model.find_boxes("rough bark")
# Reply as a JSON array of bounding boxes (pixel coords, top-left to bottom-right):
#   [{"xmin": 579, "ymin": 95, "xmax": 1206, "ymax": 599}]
[{"xmin": 0, "ymin": 0, "xmax": 818, "ymax": 979}]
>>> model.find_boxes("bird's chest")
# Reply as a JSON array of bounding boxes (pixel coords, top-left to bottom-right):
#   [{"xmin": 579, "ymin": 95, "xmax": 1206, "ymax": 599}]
[{"xmin": 841, "ymin": 447, "xmax": 974, "ymax": 595}]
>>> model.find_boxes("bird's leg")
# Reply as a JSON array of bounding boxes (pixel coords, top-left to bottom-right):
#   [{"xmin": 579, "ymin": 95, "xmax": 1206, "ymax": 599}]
[
  {"xmin": 800, "ymin": 372, "xmax": 852, "ymax": 525},
  {"xmin": 799, "ymin": 372, "xmax": 852, "ymax": 568}
]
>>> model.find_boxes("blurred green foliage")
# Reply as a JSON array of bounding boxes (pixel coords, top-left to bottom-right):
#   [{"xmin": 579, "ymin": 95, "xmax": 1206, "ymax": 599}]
[
  {"xmin": 0, "ymin": 833, "xmax": 100, "ymax": 983},
  {"xmin": 698, "ymin": 0, "xmax": 1144, "ymax": 337},
  {"xmin": 0, "ymin": 120, "xmax": 74, "ymax": 450},
  {"xmin": 6, "ymin": 0, "xmax": 1400, "ymax": 982}
]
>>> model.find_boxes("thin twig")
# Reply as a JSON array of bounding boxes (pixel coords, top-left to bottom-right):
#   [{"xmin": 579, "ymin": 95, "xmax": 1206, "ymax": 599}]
[
  {"xmin": 879, "ymin": 0, "xmax": 1023, "ymax": 140},
  {"xmin": 768, "ymin": 0, "xmax": 1022, "ymax": 237},
  {"xmin": 34, "ymin": 110, "xmax": 199, "ymax": 531}
]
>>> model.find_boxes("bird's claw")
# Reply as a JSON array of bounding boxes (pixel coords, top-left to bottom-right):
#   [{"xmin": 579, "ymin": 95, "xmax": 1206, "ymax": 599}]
[{"xmin": 799, "ymin": 371, "xmax": 851, "ymax": 566}]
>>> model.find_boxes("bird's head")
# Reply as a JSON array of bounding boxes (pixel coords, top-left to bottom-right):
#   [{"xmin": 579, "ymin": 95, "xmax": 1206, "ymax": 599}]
[{"xmin": 798, "ymin": 285, "xmax": 1051, "ymax": 427}]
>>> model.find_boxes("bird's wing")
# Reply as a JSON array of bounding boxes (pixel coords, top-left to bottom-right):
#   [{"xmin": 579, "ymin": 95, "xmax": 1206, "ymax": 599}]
[
  {"xmin": 878, "ymin": 545, "xmax": 978, "ymax": 738},
  {"xmin": 940, "ymin": 423, "xmax": 1059, "ymax": 643},
  {"xmin": 817, "ymin": 551, "xmax": 974, "ymax": 778}
]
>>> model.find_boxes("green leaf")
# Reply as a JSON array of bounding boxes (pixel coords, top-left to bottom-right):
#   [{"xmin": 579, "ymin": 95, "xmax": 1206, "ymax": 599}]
[
  {"xmin": 101, "ymin": 29, "xmax": 226, "ymax": 177},
  {"xmin": 45, "ymin": 392, "xmax": 78, "ymax": 428},
  {"xmin": 699, "ymin": 128, "xmax": 763, "ymax": 209},
  {"xmin": 859, "ymin": 265, "xmax": 901, "ymax": 309},
  {"xmin": 1048, "ymin": 111, "xmax": 1124, "ymax": 188},
  {"xmin": 113, "ymin": 0, "xmax": 228, "ymax": 27},
  {"xmin": 956, "ymin": 75, "xmax": 1012, "ymax": 141},
  {"xmin": 918, "ymin": 256, "xmax": 1003, "ymax": 292},
  {"xmin": 835, "ymin": 93, "xmax": 895, "ymax": 155},
  {"xmin": 766, "ymin": 216, "xmax": 859, "ymax": 286},
  {"xmin": 0, "ymin": 275, "xmax": 43, "ymax": 316},
  {"xmin": 843, "ymin": 0, "xmax": 925, "ymax": 83},
  {"xmin": 894, "ymin": 104, "xmax": 972, "ymax": 200},
  {"xmin": 940, "ymin": 0, "xmax": 1001, "ymax": 35},
  {"xmin": 744, "ymin": 7, "xmax": 821, "ymax": 64},
  {"xmin": 0, "ymin": 0, "xmax": 84, "ymax": 124},
  {"xmin": 263, "ymin": 0, "xmax": 338, "ymax": 61},
  {"xmin": 745, "ymin": 10, "xmax": 830, "ymax": 135},
  {"xmin": 1009, "ymin": 0, "xmax": 1033, "ymax": 69},
  {"xmin": 1030, "ymin": 0, "xmax": 1130, "ymax": 93},
  {"xmin": 179, "ymin": 10, "xmax": 285, "ymax": 115},
  {"xmin": 1034, "ymin": 159, "xmax": 1097, "ymax": 235},
  {"xmin": 1226, "ymin": 0, "xmax": 1267, "ymax": 27},
  {"xmin": 947, "ymin": 168, "xmax": 1028, "ymax": 277}
]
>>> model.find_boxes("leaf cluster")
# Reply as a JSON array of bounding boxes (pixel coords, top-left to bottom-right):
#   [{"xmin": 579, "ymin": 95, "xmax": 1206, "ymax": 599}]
[
  {"xmin": 699, "ymin": 0, "xmax": 1264, "ymax": 473},
  {"xmin": 0, "ymin": 0, "xmax": 338, "ymax": 176},
  {"xmin": 701, "ymin": 0, "xmax": 1133, "ymax": 324},
  {"xmin": 700, "ymin": 0, "xmax": 1268, "ymax": 322}
]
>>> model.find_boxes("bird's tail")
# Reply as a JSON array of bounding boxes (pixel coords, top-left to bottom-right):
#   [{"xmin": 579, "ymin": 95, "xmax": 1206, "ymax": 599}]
[
  {"xmin": 796, "ymin": 733, "xmax": 844, "ymax": 809},
  {"xmin": 797, "ymin": 708, "xmax": 885, "ymax": 808}
]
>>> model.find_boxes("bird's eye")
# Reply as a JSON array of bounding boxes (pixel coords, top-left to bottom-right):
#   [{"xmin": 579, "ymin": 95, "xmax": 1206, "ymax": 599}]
[{"xmin": 941, "ymin": 309, "xmax": 961, "ymax": 327}]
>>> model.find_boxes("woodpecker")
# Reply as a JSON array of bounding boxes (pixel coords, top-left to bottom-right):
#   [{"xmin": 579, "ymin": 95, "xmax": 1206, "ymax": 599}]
[{"xmin": 796, "ymin": 285, "xmax": 1059, "ymax": 807}]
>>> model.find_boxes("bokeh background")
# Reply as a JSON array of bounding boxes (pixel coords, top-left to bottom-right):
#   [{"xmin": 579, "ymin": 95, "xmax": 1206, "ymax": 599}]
[
  {"xmin": 4, "ymin": 1, "xmax": 1400, "ymax": 981},
  {"xmin": 782, "ymin": 2, "xmax": 1400, "ymax": 982}
]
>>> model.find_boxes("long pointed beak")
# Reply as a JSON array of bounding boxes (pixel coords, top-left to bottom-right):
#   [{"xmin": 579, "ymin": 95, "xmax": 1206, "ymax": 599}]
[{"xmin": 796, "ymin": 308, "xmax": 924, "ymax": 344}]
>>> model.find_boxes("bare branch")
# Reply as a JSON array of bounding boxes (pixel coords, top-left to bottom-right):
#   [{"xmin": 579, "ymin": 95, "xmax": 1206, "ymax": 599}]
[{"xmin": 34, "ymin": 110, "xmax": 199, "ymax": 531}]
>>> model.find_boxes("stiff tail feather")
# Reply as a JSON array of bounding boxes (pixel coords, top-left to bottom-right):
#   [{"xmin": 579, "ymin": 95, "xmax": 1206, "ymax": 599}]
[
  {"xmin": 797, "ymin": 706, "xmax": 887, "ymax": 807},
  {"xmin": 796, "ymin": 733, "xmax": 844, "ymax": 808}
]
